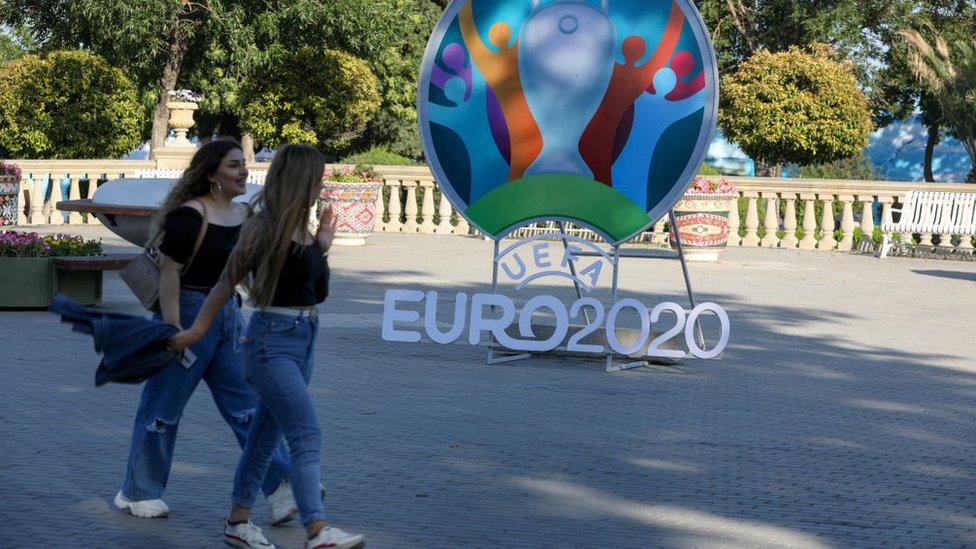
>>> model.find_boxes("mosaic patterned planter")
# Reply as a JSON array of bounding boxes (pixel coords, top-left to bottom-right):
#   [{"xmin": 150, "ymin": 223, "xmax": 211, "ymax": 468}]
[
  {"xmin": 320, "ymin": 181, "xmax": 383, "ymax": 246},
  {"xmin": 670, "ymin": 193, "xmax": 734, "ymax": 262},
  {"xmin": 0, "ymin": 175, "xmax": 19, "ymax": 226}
]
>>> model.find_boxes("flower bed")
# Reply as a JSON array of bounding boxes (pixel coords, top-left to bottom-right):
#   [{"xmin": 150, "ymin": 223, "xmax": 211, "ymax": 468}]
[{"xmin": 0, "ymin": 231, "xmax": 104, "ymax": 308}]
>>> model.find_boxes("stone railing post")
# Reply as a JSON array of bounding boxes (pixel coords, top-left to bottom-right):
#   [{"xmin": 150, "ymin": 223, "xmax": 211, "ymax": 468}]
[
  {"xmin": 837, "ymin": 194, "xmax": 855, "ymax": 251},
  {"xmin": 48, "ymin": 174, "xmax": 64, "ymax": 225},
  {"xmin": 67, "ymin": 175, "xmax": 83, "ymax": 224},
  {"xmin": 453, "ymin": 211, "xmax": 470, "ymax": 235},
  {"xmin": 799, "ymin": 193, "xmax": 818, "ymax": 250},
  {"xmin": 727, "ymin": 193, "xmax": 741, "ymax": 246},
  {"xmin": 741, "ymin": 191, "xmax": 760, "ymax": 246},
  {"xmin": 652, "ymin": 216, "xmax": 668, "ymax": 245},
  {"xmin": 418, "ymin": 179, "xmax": 437, "ymax": 233},
  {"xmin": 857, "ymin": 194, "xmax": 874, "ymax": 247},
  {"xmin": 817, "ymin": 193, "xmax": 836, "ymax": 250},
  {"xmin": 781, "ymin": 193, "xmax": 798, "ymax": 249},
  {"xmin": 16, "ymin": 177, "xmax": 28, "ymax": 226},
  {"xmin": 374, "ymin": 182, "xmax": 387, "ymax": 231},
  {"xmin": 383, "ymin": 178, "xmax": 403, "ymax": 233},
  {"xmin": 434, "ymin": 190, "xmax": 454, "ymax": 235},
  {"xmin": 401, "ymin": 179, "xmax": 420, "ymax": 233},
  {"xmin": 760, "ymin": 191, "xmax": 779, "ymax": 248}
]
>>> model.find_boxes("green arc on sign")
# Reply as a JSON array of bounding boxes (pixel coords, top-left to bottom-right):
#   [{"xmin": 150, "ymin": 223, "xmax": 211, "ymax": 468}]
[{"xmin": 463, "ymin": 174, "xmax": 652, "ymax": 242}]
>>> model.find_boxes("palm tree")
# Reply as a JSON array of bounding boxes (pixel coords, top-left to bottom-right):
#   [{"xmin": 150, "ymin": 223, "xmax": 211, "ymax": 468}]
[{"xmin": 900, "ymin": 25, "xmax": 976, "ymax": 183}]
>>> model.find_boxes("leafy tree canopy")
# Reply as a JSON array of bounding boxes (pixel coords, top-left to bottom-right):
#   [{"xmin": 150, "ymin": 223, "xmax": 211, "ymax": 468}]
[
  {"xmin": 0, "ymin": 50, "xmax": 143, "ymax": 158},
  {"xmin": 719, "ymin": 45, "xmax": 874, "ymax": 174}
]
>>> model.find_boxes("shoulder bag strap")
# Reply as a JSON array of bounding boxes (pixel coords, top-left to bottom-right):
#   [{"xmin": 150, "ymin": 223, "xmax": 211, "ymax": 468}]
[{"xmin": 180, "ymin": 200, "xmax": 209, "ymax": 276}]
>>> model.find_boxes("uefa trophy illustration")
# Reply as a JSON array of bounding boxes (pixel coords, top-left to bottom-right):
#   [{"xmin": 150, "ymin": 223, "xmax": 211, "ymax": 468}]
[{"xmin": 519, "ymin": 0, "xmax": 616, "ymax": 179}]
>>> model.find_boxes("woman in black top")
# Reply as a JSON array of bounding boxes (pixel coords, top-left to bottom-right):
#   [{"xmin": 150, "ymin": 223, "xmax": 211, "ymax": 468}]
[
  {"xmin": 172, "ymin": 144, "xmax": 364, "ymax": 549},
  {"xmin": 115, "ymin": 140, "xmax": 304, "ymax": 526}
]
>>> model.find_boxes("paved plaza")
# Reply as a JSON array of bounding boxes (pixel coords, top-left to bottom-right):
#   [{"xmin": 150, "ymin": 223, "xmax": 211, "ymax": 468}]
[{"xmin": 2, "ymin": 225, "xmax": 976, "ymax": 548}]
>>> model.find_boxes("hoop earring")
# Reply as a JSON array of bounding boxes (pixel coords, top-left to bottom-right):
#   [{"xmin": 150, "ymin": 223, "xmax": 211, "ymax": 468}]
[{"xmin": 211, "ymin": 180, "xmax": 221, "ymax": 199}]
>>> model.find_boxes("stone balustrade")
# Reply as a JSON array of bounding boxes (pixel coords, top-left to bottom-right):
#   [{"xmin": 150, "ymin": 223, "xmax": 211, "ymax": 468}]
[{"xmin": 8, "ymin": 158, "xmax": 976, "ymax": 255}]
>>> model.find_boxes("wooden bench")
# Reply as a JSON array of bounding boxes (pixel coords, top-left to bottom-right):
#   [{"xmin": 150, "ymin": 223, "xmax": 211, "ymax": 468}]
[
  {"xmin": 51, "ymin": 253, "xmax": 138, "ymax": 305},
  {"xmin": 880, "ymin": 190, "xmax": 976, "ymax": 258}
]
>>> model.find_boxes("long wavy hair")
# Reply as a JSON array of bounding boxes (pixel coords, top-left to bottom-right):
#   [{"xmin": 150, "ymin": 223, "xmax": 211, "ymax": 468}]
[
  {"xmin": 148, "ymin": 139, "xmax": 243, "ymax": 245},
  {"xmin": 226, "ymin": 144, "xmax": 326, "ymax": 307}
]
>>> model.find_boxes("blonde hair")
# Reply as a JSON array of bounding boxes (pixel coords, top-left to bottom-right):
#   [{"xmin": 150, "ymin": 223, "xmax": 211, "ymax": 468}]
[{"xmin": 225, "ymin": 144, "xmax": 326, "ymax": 306}]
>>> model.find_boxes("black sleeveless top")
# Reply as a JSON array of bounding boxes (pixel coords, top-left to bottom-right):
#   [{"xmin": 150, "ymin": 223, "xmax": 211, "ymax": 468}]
[
  {"xmin": 158, "ymin": 206, "xmax": 241, "ymax": 288},
  {"xmin": 270, "ymin": 242, "xmax": 330, "ymax": 307}
]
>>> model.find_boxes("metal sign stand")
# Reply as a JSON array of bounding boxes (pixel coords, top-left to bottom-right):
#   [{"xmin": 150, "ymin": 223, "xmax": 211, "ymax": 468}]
[{"xmin": 486, "ymin": 210, "xmax": 704, "ymax": 372}]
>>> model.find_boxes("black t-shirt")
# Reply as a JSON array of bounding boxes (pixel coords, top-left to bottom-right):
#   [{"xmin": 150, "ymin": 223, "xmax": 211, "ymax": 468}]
[
  {"xmin": 158, "ymin": 206, "xmax": 241, "ymax": 288},
  {"xmin": 271, "ymin": 242, "xmax": 329, "ymax": 307}
]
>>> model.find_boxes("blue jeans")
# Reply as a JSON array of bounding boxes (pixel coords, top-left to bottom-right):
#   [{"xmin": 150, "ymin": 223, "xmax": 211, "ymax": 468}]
[
  {"xmin": 232, "ymin": 311, "xmax": 324, "ymax": 525},
  {"xmin": 121, "ymin": 290, "xmax": 291, "ymax": 501}
]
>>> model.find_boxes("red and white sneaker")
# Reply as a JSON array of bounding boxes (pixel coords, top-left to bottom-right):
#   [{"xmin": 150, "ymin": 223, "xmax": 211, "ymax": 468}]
[
  {"xmin": 305, "ymin": 526, "xmax": 365, "ymax": 549},
  {"xmin": 224, "ymin": 519, "xmax": 276, "ymax": 549}
]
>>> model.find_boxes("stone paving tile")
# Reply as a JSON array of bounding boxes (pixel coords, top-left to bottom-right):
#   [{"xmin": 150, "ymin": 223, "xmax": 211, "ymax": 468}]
[{"xmin": 1, "ymin": 227, "xmax": 975, "ymax": 548}]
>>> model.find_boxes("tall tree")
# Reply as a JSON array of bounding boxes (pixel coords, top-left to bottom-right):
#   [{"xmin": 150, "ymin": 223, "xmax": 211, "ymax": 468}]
[
  {"xmin": 0, "ymin": 0, "xmax": 208, "ymax": 157},
  {"xmin": 901, "ymin": 25, "xmax": 976, "ymax": 183}
]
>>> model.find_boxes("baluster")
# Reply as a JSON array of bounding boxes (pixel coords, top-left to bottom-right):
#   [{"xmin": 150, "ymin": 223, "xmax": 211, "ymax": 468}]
[
  {"xmin": 817, "ymin": 193, "xmax": 836, "ymax": 250},
  {"xmin": 67, "ymin": 175, "xmax": 83, "ymax": 224},
  {"xmin": 727, "ymin": 193, "xmax": 741, "ymax": 246},
  {"xmin": 48, "ymin": 173, "xmax": 64, "ymax": 225},
  {"xmin": 16, "ymin": 175, "xmax": 27, "ymax": 226},
  {"xmin": 435, "ymin": 190, "xmax": 453, "ymax": 234},
  {"xmin": 799, "ymin": 193, "xmax": 818, "ymax": 250},
  {"xmin": 936, "ymin": 193, "xmax": 956, "ymax": 252},
  {"xmin": 418, "ymin": 180, "xmax": 437, "ymax": 233},
  {"xmin": 857, "ymin": 194, "xmax": 875, "ymax": 246},
  {"xmin": 781, "ymin": 193, "xmax": 798, "ymax": 249},
  {"xmin": 453, "ymin": 208, "xmax": 470, "ymax": 236},
  {"xmin": 27, "ymin": 174, "xmax": 43, "ymax": 226},
  {"xmin": 401, "ymin": 180, "xmax": 420, "ymax": 233},
  {"xmin": 374, "ymin": 180, "xmax": 387, "ymax": 231},
  {"xmin": 652, "ymin": 216, "xmax": 668, "ymax": 245},
  {"xmin": 385, "ymin": 178, "xmax": 403, "ymax": 233},
  {"xmin": 741, "ymin": 192, "xmax": 760, "ymax": 246},
  {"xmin": 837, "ymin": 194, "xmax": 855, "ymax": 251},
  {"xmin": 760, "ymin": 191, "xmax": 779, "ymax": 248}
]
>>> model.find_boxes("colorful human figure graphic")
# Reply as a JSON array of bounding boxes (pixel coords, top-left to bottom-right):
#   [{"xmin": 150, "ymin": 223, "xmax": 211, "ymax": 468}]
[
  {"xmin": 519, "ymin": 0, "xmax": 616, "ymax": 179},
  {"xmin": 429, "ymin": 75, "xmax": 509, "ymax": 204},
  {"xmin": 578, "ymin": 1, "xmax": 684, "ymax": 186},
  {"xmin": 432, "ymin": 43, "xmax": 473, "ymax": 100},
  {"xmin": 664, "ymin": 50, "xmax": 705, "ymax": 100},
  {"xmin": 611, "ymin": 67, "xmax": 705, "ymax": 209},
  {"xmin": 459, "ymin": 1, "xmax": 542, "ymax": 181}
]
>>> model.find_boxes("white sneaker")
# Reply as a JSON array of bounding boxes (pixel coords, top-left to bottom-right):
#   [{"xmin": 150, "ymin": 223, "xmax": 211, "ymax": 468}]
[
  {"xmin": 305, "ymin": 526, "xmax": 365, "ymax": 549},
  {"xmin": 114, "ymin": 490, "xmax": 169, "ymax": 518},
  {"xmin": 224, "ymin": 519, "xmax": 275, "ymax": 549},
  {"xmin": 267, "ymin": 480, "xmax": 328, "ymax": 526}
]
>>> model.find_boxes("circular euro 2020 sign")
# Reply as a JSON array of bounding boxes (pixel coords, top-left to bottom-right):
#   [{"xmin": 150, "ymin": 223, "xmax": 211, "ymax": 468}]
[{"xmin": 418, "ymin": 0, "xmax": 718, "ymax": 245}]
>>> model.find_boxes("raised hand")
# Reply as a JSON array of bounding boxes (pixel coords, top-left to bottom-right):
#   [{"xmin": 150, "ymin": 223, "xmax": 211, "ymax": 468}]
[{"xmin": 316, "ymin": 202, "xmax": 339, "ymax": 251}]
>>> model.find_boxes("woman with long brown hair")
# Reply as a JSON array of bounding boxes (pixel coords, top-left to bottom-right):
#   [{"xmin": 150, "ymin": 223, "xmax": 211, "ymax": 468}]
[
  {"xmin": 170, "ymin": 144, "xmax": 364, "ymax": 549},
  {"xmin": 116, "ymin": 140, "xmax": 304, "ymax": 526}
]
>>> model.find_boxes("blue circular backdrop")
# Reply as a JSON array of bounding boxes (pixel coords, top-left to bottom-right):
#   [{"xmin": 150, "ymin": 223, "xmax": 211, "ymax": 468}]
[{"xmin": 419, "ymin": 0, "xmax": 718, "ymax": 244}]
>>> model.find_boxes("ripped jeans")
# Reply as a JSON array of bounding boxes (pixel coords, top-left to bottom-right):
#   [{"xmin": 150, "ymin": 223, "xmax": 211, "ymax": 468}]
[{"xmin": 121, "ymin": 289, "xmax": 291, "ymax": 501}]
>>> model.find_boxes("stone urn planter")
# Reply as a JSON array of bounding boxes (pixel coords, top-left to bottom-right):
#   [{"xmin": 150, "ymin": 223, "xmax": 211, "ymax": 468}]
[
  {"xmin": 166, "ymin": 100, "xmax": 198, "ymax": 147},
  {"xmin": 0, "ymin": 174, "xmax": 19, "ymax": 226},
  {"xmin": 320, "ymin": 167, "xmax": 383, "ymax": 246},
  {"xmin": 670, "ymin": 178, "xmax": 737, "ymax": 262}
]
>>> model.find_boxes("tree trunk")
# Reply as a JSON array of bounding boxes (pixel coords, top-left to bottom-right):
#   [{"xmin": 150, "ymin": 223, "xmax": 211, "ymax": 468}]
[
  {"xmin": 754, "ymin": 160, "xmax": 780, "ymax": 178},
  {"xmin": 923, "ymin": 122, "xmax": 939, "ymax": 182},
  {"xmin": 241, "ymin": 133, "xmax": 256, "ymax": 163},
  {"xmin": 149, "ymin": 23, "xmax": 189, "ymax": 159}
]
